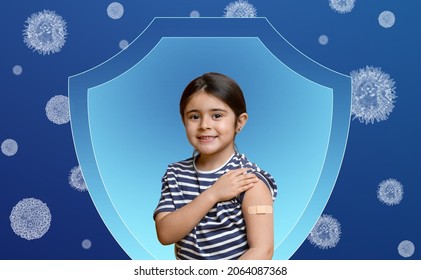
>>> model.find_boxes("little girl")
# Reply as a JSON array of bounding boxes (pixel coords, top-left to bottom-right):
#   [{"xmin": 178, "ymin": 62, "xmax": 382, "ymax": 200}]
[{"xmin": 154, "ymin": 72, "xmax": 277, "ymax": 260}]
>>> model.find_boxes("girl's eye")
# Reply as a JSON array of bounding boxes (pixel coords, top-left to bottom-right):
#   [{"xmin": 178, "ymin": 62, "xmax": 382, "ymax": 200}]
[
  {"xmin": 213, "ymin": 113, "xmax": 222, "ymax": 119},
  {"xmin": 189, "ymin": 114, "xmax": 200, "ymax": 120}
]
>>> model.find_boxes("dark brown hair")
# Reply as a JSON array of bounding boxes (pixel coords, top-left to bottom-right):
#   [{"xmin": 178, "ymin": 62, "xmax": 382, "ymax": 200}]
[{"xmin": 179, "ymin": 72, "xmax": 247, "ymax": 120}]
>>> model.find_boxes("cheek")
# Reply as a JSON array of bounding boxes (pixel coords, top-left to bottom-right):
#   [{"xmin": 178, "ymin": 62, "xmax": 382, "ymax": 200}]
[
  {"xmin": 218, "ymin": 121, "xmax": 236, "ymax": 134},
  {"xmin": 184, "ymin": 123, "xmax": 196, "ymax": 136}
]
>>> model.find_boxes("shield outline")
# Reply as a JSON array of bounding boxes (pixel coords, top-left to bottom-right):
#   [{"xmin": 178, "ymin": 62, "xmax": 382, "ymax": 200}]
[{"xmin": 68, "ymin": 17, "xmax": 351, "ymax": 259}]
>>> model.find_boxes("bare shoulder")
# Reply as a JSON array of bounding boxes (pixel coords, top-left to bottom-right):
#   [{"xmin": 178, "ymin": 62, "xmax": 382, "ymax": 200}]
[{"xmin": 242, "ymin": 179, "xmax": 272, "ymax": 205}]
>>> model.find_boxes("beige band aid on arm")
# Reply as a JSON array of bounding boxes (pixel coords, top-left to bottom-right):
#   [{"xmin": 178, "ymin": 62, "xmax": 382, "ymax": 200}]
[{"xmin": 247, "ymin": 205, "xmax": 273, "ymax": 215}]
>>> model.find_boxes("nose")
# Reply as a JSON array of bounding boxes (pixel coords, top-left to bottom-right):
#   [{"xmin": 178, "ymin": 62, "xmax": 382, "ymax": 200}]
[{"xmin": 199, "ymin": 116, "xmax": 211, "ymax": 130}]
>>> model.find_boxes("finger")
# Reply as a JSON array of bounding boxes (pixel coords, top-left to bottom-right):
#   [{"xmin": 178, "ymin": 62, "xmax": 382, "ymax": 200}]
[
  {"xmin": 224, "ymin": 168, "xmax": 249, "ymax": 177},
  {"xmin": 232, "ymin": 168, "xmax": 254, "ymax": 176},
  {"xmin": 238, "ymin": 173, "xmax": 258, "ymax": 182},
  {"xmin": 237, "ymin": 179, "xmax": 258, "ymax": 190},
  {"xmin": 241, "ymin": 182, "xmax": 255, "ymax": 192}
]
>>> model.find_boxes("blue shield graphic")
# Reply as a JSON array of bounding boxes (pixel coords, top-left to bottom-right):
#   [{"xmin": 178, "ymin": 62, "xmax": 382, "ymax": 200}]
[{"xmin": 69, "ymin": 18, "xmax": 350, "ymax": 259}]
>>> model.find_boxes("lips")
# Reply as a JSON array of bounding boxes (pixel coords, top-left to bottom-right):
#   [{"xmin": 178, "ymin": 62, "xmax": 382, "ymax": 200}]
[{"xmin": 197, "ymin": 136, "xmax": 217, "ymax": 142}]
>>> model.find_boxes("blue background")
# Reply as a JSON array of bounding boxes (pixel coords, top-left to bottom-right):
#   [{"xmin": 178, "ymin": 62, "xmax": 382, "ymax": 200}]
[{"xmin": 1, "ymin": 0, "xmax": 420, "ymax": 260}]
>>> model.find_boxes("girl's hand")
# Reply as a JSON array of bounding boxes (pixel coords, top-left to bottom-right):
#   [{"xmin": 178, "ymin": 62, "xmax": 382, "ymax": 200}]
[{"xmin": 206, "ymin": 168, "xmax": 258, "ymax": 203}]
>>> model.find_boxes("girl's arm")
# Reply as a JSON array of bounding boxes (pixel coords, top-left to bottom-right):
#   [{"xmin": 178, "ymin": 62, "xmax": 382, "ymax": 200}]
[
  {"xmin": 155, "ymin": 168, "xmax": 258, "ymax": 245},
  {"xmin": 239, "ymin": 179, "xmax": 274, "ymax": 260}
]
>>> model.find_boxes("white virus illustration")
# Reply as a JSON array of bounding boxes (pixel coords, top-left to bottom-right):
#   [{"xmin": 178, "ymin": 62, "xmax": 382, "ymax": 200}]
[
  {"xmin": 23, "ymin": 10, "xmax": 67, "ymax": 55},
  {"xmin": 45, "ymin": 95, "xmax": 70, "ymax": 125},
  {"xmin": 329, "ymin": 0, "xmax": 355, "ymax": 14},
  {"xmin": 69, "ymin": 165, "xmax": 87, "ymax": 192},
  {"xmin": 224, "ymin": 0, "xmax": 257, "ymax": 18},
  {"xmin": 9, "ymin": 198, "xmax": 52, "ymax": 240},
  {"xmin": 398, "ymin": 240, "xmax": 415, "ymax": 258},
  {"xmin": 319, "ymin": 35, "xmax": 329, "ymax": 45},
  {"xmin": 82, "ymin": 239, "xmax": 92, "ymax": 249},
  {"xmin": 13, "ymin": 65, "xmax": 23, "ymax": 75},
  {"xmin": 377, "ymin": 178, "xmax": 403, "ymax": 206},
  {"xmin": 107, "ymin": 2, "xmax": 124, "ymax": 19},
  {"xmin": 190, "ymin": 10, "xmax": 200, "ymax": 18},
  {"xmin": 1, "ymin": 139, "xmax": 18, "ymax": 156},
  {"xmin": 119, "ymin": 39, "xmax": 129, "ymax": 49},
  {"xmin": 378, "ymin": 11, "xmax": 395, "ymax": 28},
  {"xmin": 308, "ymin": 214, "xmax": 341, "ymax": 249},
  {"xmin": 350, "ymin": 66, "xmax": 397, "ymax": 124}
]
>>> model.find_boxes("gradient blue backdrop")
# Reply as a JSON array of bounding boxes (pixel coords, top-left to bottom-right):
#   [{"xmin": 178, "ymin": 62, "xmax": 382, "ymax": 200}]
[{"xmin": 1, "ymin": 0, "xmax": 420, "ymax": 259}]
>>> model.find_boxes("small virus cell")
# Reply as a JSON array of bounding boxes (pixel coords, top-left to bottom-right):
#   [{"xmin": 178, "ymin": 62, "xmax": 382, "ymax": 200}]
[
  {"xmin": 13, "ymin": 65, "xmax": 23, "ymax": 75},
  {"xmin": 308, "ymin": 214, "xmax": 341, "ymax": 249},
  {"xmin": 107, "ymin": 2, "xmax": 124, "ymax": 19},
  {"xmin": 329, "ymin": 0, "xmax": 355, "ymax": 14},
  {"xmin": 378, "ymin": 11, "xmax": 396, "ymax": 28},
  {"xmin": 319, "ymin": 35, "xmax": 329, "ymax": 45},
  {"xmin": 23, "ymin": 10, "xmax": 67, "ymax": 55},
  {"xmin": 69, "ymin": 165, "xmax": 87, "ymax": 192},
  {"xmin": 223, "ymin": 0, "xmax": 257, "ymax": 18},
  {"xmin": 119, "ymin": 39, "xmax": 129, "ymax": 49},
  {"xmin": 350, "ymin": 66, "xmax": 397, "ymax": 124},
  {"xmin": 82, "ymin": 239, "xmax": 92, "ymax": 250},
  {"xmin": 10, "ymin": 198, "xmax": 52, "ymax": 240},
  {"xmin": 377, "ymin": 178, "xmax": 403, "ymax": 206},
  {"xmin": 190, "ymin": 10, "xmax": 200, "ymax": 18},
  {"xmin": 398, "ymin": 240, "xmax": 415, "ymax": 258},
  {"xmin": 45, "ymin": 95, "xmax": 70, "ymax": 125},
  {"xmin": 1, "ymin": 139, "xmax": 18, "ymax": 156}
]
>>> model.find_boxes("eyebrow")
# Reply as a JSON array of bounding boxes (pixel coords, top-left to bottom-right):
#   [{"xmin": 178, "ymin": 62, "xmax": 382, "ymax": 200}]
[{"xmin": 185, "ymin": 108, "xmax": 228, "ymax": 115}]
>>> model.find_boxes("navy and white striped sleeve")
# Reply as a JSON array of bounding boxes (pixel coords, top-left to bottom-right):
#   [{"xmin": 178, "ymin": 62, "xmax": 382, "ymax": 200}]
[
  {"xmin": 153, "ymin": 168, "xmax": 176, "ymax": 219},
  {"xmin": 253, "ymin": 170, "xmax": 277, "ymax": 201}
]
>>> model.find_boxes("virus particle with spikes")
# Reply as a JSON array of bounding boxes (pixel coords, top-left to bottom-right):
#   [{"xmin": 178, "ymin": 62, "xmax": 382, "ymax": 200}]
[
  {"xmin": 10, "ymin": 198, "xmax": 52, "ymax": 240},
  {"xmin": 224, "ymin": 0, "xmax": 257, "ymax": 18},
  {"xmin": 329, "ymin": 0, "xmax": 355, "ymax": 14},
  {"xmin": 23, "ymin": 10, "xmax": 67, "ymax": 55},
  {"xmin": 350, "ymin": 66, "xmax": 397, "ymax": 124},
  {"xmin": 308, "ymin": 214, "xmax": 341, "ymax": 249}
]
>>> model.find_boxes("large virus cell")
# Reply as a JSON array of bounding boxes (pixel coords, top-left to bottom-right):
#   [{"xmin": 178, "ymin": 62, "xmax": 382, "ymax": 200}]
[
  {"xmin": 398, "ymin": 240, "xmax": 415, "ymax": 258},
  {"xmin": 69, "ymin": 165, "xmax": 87, "ymax": 192},
  {"xmin": 350, "ymin": 66, "xmax": 397, "ymax": 124},
  {"xmin": 378, "ymin": 11, "xmax": 396, "ymax": 28},
  {"xmin": 329, "ymin": 0, "xmax": 355, "ymax": 14},
  {"xmin": 45, "ymin": 95, "xmax": 70, "ymax": 125},
  {"xmin": 377, "ymin": 178, "xmax": 403, "ymax": 206},
  {"xmin": 1, "ymin": 139, "xmax": 18, "ymax": 156},
  {"xmin": 23, "ymin": 10, "xmax": 67, "ymax": 55},
  {"xmin": 307, "ymin": 214, "xmax": 341, "ymax": 249},
  {"xmin": 223, "ymin": 0, "xmax": 257, "ymax": 18},
  {"xmin": 107, "ymin": 2, "xmax": 124, "ymax": 19},
  {"xmin": 10, "ymin": 198, "xmax": 52, "ymax": 240}
]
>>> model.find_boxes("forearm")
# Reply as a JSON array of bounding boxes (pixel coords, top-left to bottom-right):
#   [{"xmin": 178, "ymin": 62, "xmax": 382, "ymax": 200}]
[{"xmin": 155, "ymin": 189, "xmax": 217, "ymax": 245}]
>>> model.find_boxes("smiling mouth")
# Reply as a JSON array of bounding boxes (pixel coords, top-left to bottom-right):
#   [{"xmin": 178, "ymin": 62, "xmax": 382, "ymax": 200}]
[{"xmin": 198, "ymin": 136, "xmax": 217, "ymax": 142}]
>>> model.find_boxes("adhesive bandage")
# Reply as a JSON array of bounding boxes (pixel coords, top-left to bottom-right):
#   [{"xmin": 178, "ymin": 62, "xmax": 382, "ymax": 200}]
[{"xmin": 247, "ymin": 205, "xmax": 273, "ymax": 215}]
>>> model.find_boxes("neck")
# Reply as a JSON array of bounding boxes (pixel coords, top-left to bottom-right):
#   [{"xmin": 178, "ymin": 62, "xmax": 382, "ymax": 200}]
[{"xmin": 195, "ymin": 148, "xmax": 236, "ymax": 171}]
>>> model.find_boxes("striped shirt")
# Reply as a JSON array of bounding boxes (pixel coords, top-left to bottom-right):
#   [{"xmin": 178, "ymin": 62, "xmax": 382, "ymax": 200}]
[{"xmin": 153, "ymin": 153, "xmax": 277, "ymax": 260}]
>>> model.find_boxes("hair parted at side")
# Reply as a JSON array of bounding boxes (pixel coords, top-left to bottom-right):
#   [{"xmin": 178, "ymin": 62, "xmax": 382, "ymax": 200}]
[{"xmin": 179, "ymin": 72, "xmax": 247, "ymax": 119}]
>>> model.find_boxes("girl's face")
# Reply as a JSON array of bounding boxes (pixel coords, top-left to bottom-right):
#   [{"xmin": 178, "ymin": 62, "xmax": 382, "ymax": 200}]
[{"xmin": 183, "ymin": 91, "xmax": 247, "ymax": 164}]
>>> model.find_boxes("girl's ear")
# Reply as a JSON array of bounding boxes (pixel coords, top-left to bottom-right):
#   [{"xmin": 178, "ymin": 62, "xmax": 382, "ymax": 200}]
[{"xmin": 236, "ymin": 113, "xmax": 248, "ymax": 133}]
